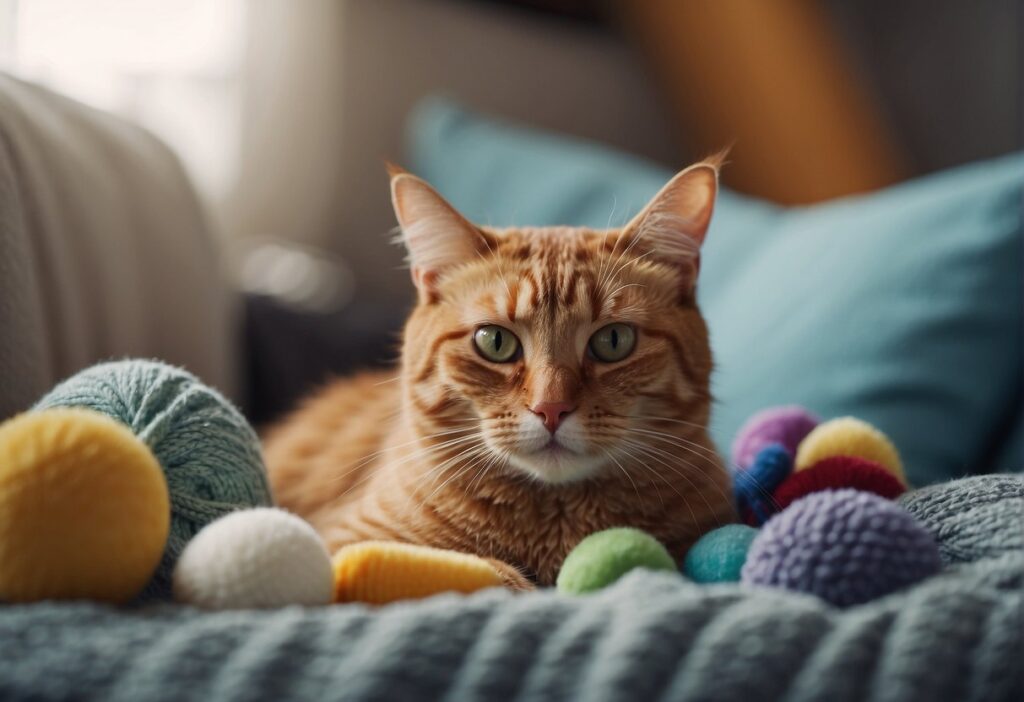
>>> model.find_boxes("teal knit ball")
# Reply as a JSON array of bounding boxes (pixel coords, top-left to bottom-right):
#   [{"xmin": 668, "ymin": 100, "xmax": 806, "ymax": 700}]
[
  {"xmin": 557, "ymin": 527, "xmax": 677, "ymax": 595},
  {"xmin": 34, "ymin": 360, "xmax": 272, "ymax": 598},
  {"xmin": 683, "ymin": 524, "xmax": 758, "ymax": 583}
]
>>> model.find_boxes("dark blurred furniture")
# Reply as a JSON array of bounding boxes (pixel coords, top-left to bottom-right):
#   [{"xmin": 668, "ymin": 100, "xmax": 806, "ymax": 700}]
[{"xmin": 242, "ymin": 294, "xmax": 406, "ymax": 428}]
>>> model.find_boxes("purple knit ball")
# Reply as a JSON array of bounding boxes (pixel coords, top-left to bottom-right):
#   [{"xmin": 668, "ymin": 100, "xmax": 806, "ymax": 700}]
[
  {"xmin": 741, "ymin": 489, "xmax": 942, "ymax": 607},
  {"xmin": 731, "ymin": 406, "xmax": 820, "ymax": 469}
]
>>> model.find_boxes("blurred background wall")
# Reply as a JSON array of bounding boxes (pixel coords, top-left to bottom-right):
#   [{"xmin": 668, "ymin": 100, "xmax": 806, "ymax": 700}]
[
  {"xmin": 225, "ymin": 0, "xmax": 1022, "ymax": 313},
  {"xmin": 5, "ymin": 0, "xmax": 1019, "ymax": 314},
  {"xmin": 223, "ymin": 0, "xmax": 682, "ymax": 313}
]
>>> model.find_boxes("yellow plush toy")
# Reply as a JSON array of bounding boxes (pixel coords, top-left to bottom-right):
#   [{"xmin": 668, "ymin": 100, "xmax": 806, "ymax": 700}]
[
  {"xmin": 332, "ymin": 541, "xmax": 505, "ymax": 604},
  {"xmin": 0, "ymin": 409, "xmax": 170, "ymax": 603}
]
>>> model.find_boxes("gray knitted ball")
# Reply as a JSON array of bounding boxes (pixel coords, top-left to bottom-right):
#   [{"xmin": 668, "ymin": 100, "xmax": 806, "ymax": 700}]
[
  {"xmin": 34, "ymin": 360, "xmax": 273, "ymax": 599},
  {"xmin": 741, "ymin": 489, "xmax": 942, "ymax": 607},
  {"xmin": 898, "ymin": 474, "xmax": 1024, "ymax": 565}
]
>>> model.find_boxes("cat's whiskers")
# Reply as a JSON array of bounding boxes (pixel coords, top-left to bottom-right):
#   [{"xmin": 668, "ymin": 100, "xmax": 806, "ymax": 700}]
[
  {"xmin": 619, "ymin": 429, "xmax": 732, "ymax": 521},
  {"xmin": 465, "ymin": 446, "xmax": 508, "ymax": 496},
  {"xmin": 390, "ymin": 438, "xmax": 489, "ymax": 516},
  {"xmin": 601, "ymin": 448, "xmax": 642, "ymax": 504},
  {"xmin": 326, "ymin": 427, "xmax": 480, "ymax": 486},
  {"xmin": 624, "ymin": 425, "xmax": 724, "ymax": 471},
  {"xmin": 626, "ymin": 413, "xmax": 708, "ymax": 430},
  {"xmin": 629, "ymin": 429, "xmax": 726, "ymax": 470},
  {"xmin": 608, "ymin": 442, "xmax": 666, "ymax": 510},
  {"xmin": 412, "ymin": 443, "xmax": 491, "ymax": 514},
  {"xmin": 629, "ymin": 419, "xmax": 778, "ymax": 508},
  {"xmin": 617, "ymin": 436, "xmax": 715, "ymax": 527},
  {"xmin": 593, "ymin": 247, "xmax": 655, "ymax": 322},
  {"xmin": 338, "ymin": 416, "xmax": 493, "ymax": 510},
  {"xmin": 601, "ymin": 250, "xmax": 655, "ymax": 301},
  {"xmin": 595, "ymin": 220, "xmax": 635, "ymax": 291},
  {"xmin": 328, "ymin": 440, "xmax": 482, "ymax": 509},
  {"xmin": 621, "ymin": 420, "xmax": 740, "ymax": 470},
  {"xmin": 604, "ymin": 281, "xmax": 647, "ymax": 302},
  {"xmin": 327, "ymin": 434, "xmax": 486, "ymax": 506},
  {"xmin": 592, "ymin": 214, "xmax": 620, "ymax": 299},
  {"xmin": 604, "ymin": 194, "xmax": 619, "ymax": 230},
  {"xmin": 626, "ymin": 426, "xmax": 731, "ymax": 477},
  {"xmin": 414, "ymin": 440, "xmax": 487, "ymax": 494},
  {"xmin": 617, "ymin": 438, "xmax": 687, "ymax": 500},
  {"xmin": 464, "ymin": 454, "xmax": 492, "ymax": 497},
  {"xmin": 614, "ymin": 437, "xmax": 704, "ymax": 532},
  {"xmin": 595, "ymin": 223, "xmax": 652, "ymax": 299}
]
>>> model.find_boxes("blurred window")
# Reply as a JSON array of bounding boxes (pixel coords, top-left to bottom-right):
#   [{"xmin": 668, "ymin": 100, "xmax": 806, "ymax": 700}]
[{"xmin": 1, "ymin": 0, "xmax": 245, "ymax": 200}]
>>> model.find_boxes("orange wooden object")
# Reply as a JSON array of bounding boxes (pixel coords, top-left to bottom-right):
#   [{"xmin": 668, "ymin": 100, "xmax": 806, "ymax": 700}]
[{"xmin": 618, "ymin": 0, "xmax": 909, "ymax": 204}]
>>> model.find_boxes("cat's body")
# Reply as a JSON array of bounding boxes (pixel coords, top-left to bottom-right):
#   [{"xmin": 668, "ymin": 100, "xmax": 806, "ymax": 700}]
[{"xmin": 265, "ymin": 160, "xmax": 736, "ymax": 587}]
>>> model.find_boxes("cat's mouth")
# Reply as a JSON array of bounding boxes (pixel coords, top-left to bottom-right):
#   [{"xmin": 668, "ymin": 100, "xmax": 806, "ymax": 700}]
[
  {"xmin": 506, "ymin": 438, "xmax": 600, "ymax": 484},
  {"xmin": 536, "ymin": 437, "xmax": 573, "ymax": 455}
]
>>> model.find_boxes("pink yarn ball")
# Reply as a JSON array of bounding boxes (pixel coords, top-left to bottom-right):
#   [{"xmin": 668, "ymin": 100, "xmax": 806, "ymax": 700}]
[{"xmin": 731, "ymin": 406, "xmax": 820, "ymax": 469}]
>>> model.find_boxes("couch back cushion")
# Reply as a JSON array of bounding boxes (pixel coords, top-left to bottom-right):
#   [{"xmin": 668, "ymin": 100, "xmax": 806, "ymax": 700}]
[{"xmin": 0, "ymin": 75, "xmax": 237, "ymax": 418}]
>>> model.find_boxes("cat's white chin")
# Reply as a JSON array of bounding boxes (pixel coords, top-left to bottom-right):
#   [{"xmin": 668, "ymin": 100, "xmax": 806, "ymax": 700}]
[
  {"xmin": 507, "ymin": 444, "xmax": 601, "ymax": 485},
  {"xmin": 502, "ymin": 414, "xmax": 602, "ymax": 483}
]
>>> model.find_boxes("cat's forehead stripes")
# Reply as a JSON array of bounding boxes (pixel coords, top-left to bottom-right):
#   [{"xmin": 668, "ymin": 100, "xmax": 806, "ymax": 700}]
[{"xmin": 480, "ymin": 226, "xmax": 617, "ymax": 324}]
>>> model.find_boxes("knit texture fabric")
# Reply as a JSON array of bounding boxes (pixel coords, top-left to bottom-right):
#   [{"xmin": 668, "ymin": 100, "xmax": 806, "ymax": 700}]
[
  {"xmin": 0, "ymin": 475, "xmax": 1019, "ymax": 701},
  {"xmin": 33, "ymin": 360, "xmax": 272, "ymax": 597},
  {"xmin": 0, "ymin": 554, "xmax": 1019, "ymax": 702},
  {"xmin": 898, "ymin": 474, "xmax": 1024, "ymax": 565}
]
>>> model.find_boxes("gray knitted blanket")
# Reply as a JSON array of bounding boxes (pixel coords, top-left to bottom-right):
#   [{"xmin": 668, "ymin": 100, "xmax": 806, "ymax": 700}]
[{"xmin": 1, "ymin": 475, "xmax": 1021, "ymax": 702}]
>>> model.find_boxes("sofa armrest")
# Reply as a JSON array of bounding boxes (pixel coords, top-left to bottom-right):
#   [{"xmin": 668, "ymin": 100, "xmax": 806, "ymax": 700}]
[{"xmin": 0, "ymin": 75, "xmax": 237, "ymax": 418}]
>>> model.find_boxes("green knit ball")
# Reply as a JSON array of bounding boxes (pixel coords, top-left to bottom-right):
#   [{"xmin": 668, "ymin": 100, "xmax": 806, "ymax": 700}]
[
  {"xmin": 683, "ymin": 524, "xmax": 758, "ymax": 583},
  {"xmin": 557, "ymin": 527, "xmax": 677, "ymax": 595},
  {"xmin": 34, "ymin": 360, "xmax": 272, "ymax": 599}
]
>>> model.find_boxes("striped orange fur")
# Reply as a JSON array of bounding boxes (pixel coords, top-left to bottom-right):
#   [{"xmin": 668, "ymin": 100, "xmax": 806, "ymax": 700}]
[{"xmin": 264, "ymin": 158, "xmax": 736, "ymax": 588}]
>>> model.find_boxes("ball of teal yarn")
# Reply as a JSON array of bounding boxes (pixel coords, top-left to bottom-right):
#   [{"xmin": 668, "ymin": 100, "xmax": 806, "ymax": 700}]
[
  {"xmin": 683, "ymin": 524, "xmax": 758, "ymax": 583},
  {"xmin": 34, "ymin": 359, "xmax": 272, "ymax": 599},
  {"xmin": 557, "ymin": 527, "xmax": 677, "ymax": 595}
]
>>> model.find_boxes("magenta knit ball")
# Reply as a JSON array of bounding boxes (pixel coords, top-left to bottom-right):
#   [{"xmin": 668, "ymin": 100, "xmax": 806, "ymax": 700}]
[{"xmin": 731, "ymin": 406, "xmax": 820, "ymax": 469}]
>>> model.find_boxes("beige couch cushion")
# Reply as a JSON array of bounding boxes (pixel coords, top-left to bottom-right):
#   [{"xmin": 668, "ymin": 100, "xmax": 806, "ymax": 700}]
[{"xmin": 0, "ymin": 75, "xmax": 236, "ymax": 418}]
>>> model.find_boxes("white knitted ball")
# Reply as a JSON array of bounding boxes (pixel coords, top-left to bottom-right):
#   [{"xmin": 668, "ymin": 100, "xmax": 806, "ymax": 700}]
[{"xmin": 172, "ymin": 507, "xmax": 333, "ymax": 609}]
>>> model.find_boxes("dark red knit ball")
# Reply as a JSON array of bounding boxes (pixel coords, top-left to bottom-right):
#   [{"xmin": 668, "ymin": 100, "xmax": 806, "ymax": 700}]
[{"xmin": 772, "ymin": 456, "xmax": 906, "ymax": 511}]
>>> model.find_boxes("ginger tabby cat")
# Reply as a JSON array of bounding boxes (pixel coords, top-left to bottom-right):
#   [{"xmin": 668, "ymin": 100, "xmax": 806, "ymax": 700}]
[{"xmin": 264, "ymin": 158, "xmax": 736, "ymax": 588}]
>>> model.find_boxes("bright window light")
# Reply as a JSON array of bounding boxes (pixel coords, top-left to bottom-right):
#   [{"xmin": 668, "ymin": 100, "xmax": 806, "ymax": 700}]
[{"xmin": 5, "ymin": 0, "xmax": 245, "ymax": 201}]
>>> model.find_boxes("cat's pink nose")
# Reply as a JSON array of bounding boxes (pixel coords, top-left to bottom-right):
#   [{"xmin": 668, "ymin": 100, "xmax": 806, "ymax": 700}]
[{"xmin": 530, "ymin": 401, "xmax": 576, "ymax": 433}]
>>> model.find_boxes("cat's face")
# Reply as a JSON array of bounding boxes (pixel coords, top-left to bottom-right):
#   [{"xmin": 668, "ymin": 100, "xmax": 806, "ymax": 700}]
[{"xmin": 393, "ymin": 160, "xmax": 720, "ymax": 485}]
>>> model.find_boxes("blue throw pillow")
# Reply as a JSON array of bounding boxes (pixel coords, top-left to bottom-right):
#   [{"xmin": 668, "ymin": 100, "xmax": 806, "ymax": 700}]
[{"xmin": 407, "ymin": 98, "xmax": 1023, "ymax": 485}]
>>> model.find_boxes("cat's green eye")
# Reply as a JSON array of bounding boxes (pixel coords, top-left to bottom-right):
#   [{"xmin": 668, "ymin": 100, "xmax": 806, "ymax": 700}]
[
  {"xmin": 474, "ymin": 325, "xmax": 521, "ymax": 363},
  {"xmin": 588, "ymin": 323, "xmax": 636, "ymax": 363}
]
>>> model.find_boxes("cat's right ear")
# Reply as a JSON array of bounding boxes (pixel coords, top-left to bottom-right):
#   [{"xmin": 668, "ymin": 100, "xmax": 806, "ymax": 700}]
[{"xmin": 389, "ymin": 166, "xmax": 487, "ymax": 300}]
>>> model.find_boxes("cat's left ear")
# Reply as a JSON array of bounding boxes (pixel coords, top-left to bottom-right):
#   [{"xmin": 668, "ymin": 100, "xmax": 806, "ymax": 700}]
[
  {"xmin": 622, "ymin": 155, "xmax": 723, "ymax": 274},
  {"xmin": 389, "ymin": 164, "xmax": 489, "ymax": 300}
]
